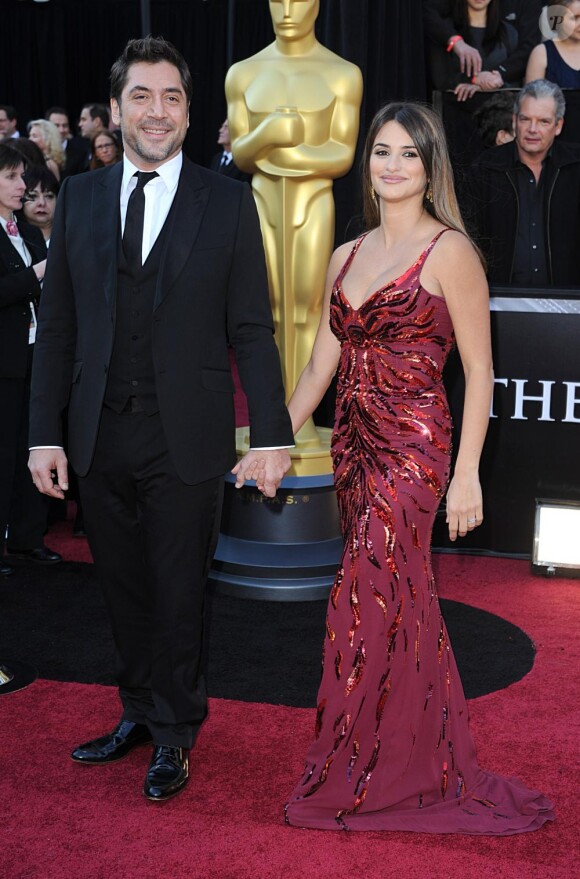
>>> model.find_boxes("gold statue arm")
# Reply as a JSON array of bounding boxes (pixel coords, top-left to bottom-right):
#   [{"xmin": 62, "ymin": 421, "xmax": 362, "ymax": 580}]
[
  {"xmin": 229, "ymin": 109, "xmax": 306, "ymax": 173},
  {"xmin": 225, "ymin": 67, "xmax": 363, "ymax": 179}
]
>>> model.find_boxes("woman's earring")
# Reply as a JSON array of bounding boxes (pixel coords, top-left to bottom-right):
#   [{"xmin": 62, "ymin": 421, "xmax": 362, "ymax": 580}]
[
  {"xmin": 370, "ymin": 185, "xmax": 377, "ymax": 202},
  {"xmin": 425, "ymin": 182, "xmax": 434, "ymax": 204}
]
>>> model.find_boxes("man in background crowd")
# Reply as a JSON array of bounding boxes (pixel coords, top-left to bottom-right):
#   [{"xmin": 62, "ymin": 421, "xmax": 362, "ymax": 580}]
[
  {"xmin": 78, "ymin": 102, "xmax": 110, "ymax": 139},
  {"xmin": 209, "ymin": 118, "xmax": 251, "ymax": 183},
  {"xmin": 468, "ymin": 79, "xmax": 580, "ymax": 287},
  {"xmin": 0, "ymin": 106, "xmax": 20, "ymax": 141},
  {"xmin": 46, "ymin": 106, "xmax": 89, "ymax": 177}
]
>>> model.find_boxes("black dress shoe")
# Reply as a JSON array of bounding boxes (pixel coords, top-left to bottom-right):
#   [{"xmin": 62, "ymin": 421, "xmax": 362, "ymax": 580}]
[
  {"xmin": 1, "ymin": 561, "xmax": 14, "ymax": 577},
  {"xmin": 6, "ymin": 545, "xmax": 62, "ymax": 564},
  {"xmin": 144, "ymin": 745, "xmax": 189, "ymax": 801},
  {"xmin": 71, "ymin": 720, "xmax": 152, "ymax": 764}
]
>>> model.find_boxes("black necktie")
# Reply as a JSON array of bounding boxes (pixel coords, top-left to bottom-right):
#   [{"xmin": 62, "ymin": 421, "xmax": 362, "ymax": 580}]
[{"xmin": 122, "ymin": 171, "xmax": 158, "ymax": 269}]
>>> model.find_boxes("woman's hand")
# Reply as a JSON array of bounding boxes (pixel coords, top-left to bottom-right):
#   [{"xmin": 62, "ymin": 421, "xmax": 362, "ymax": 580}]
[
  {"xmin": 445, "ymin": 471, "xmax": 483, "ymax": 542},
  {"xmin": 454, "ymin": 83, "xmax": 480, "ymax": 102}
]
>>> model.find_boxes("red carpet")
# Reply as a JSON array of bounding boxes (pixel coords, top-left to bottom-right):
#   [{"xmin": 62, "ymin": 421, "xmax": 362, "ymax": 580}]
[{"xmin": 1, "ymin": 553, "xmax": 578, "ymax": 879}]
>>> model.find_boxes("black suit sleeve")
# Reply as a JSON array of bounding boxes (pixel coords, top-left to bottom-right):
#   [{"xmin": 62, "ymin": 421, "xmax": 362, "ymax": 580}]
[
  {"xmin": 225, "ymin": 185, "xmax": 294, "ymax": 448},
  {"xmin": 498, "ymin": 1, "xmax": 542, "ymax": 84},
  {"xmin": 423, "ymin": 0, "xmax": 456, "ymax": 47}
]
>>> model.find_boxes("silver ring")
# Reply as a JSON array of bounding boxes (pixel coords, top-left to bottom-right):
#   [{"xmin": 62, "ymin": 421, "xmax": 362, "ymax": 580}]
[{"xmin": 467, "ymin": 517, "xmax": 477, "ymax": 524}]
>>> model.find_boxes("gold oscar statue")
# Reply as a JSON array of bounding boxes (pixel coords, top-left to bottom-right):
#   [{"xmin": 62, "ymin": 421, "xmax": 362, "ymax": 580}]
[{"xmin": 226, "ymin": 0, "xmax": 363, "ymax": 474}]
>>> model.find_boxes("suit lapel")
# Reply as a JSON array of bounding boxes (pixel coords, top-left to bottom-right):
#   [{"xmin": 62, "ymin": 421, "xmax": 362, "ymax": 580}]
[
  {"xmin": 92, "ymin": 163, "xmax": 123, "ymax": 315},
  {"xmin": 154, "ymin": 159, "xmax": 210, "ymax": 311}
]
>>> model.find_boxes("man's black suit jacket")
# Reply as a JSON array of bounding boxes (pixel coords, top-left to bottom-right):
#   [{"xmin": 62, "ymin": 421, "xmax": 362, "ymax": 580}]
[
  {"xmin": 0, "ymin": 221, "xmax": 45, "ymax": 379},
  {"xmin": 29, "ymin": 157, "xmax": 293, "ymax": 484},
  {"xmin": 61, "ymin": 136, "xmax": 90, "ymax": 178}
]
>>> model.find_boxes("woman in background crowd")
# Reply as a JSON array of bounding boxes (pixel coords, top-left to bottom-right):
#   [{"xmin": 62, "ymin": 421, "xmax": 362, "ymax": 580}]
[
  {"xmin": 27, "ymin": 119, "xmax": 65, "ymax": 180},
  {"xmin": 89, "ymin": 129, "xmax": 122, "ymax": 170},
  {"xmin": 525, "ymin": 0, "xmax": 580, "ymax": 87},
  {"xmin": 0, "ymin": 144, "xmax": 61, "ymax": 576},
  {"xmin": 20, "ymin": 166, "xmax": 59, "ymax": 245},
  {"xmin": 430, "ymin": 0, "xmax": 519, "ymax": 101}
]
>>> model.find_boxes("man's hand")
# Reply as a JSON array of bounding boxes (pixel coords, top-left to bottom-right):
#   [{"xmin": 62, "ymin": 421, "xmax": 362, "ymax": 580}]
[
  {"xmin": 231, "ymin": 448, "xmax": 291, "ymax": 498},
  {"xmin": 453, "ymin": 40, "xmax": 482, "ymax": 77},
  {"xmin": 28, "ymin": 448, "xmax": 69, "ymax": 499}
]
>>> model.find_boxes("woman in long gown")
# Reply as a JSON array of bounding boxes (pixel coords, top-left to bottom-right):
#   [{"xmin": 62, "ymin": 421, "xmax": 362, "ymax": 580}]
[{"xmin": 283, "ymin": 102, "xmax": 554, "ymax": 834}]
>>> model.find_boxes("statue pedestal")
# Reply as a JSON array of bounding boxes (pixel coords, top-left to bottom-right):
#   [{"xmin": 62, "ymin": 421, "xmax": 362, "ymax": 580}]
[{"xmin": 209, "ymin": 428, "xmax": 341, "ymax": 601}]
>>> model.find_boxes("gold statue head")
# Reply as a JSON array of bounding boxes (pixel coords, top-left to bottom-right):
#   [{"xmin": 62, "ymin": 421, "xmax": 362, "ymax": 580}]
[
  {"xmin": 361, "ymin": 102, "xmax": 466, "ymax": 236},
  {"xmin": 269, "ymin": 0, "xmax": 320, "ymax": 41}
]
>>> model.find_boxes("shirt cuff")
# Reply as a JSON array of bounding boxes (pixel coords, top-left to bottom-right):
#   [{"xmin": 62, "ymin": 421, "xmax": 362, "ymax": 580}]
[
  {"xmin": 249, "ymin": 446, "xmax": 294, "ymax": 450},
  {"xmin": 29, "ymin": 446, "xmax": 64, "ymax": 450}
]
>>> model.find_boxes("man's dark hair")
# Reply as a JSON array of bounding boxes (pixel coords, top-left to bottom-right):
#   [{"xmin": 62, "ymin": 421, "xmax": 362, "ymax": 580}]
[
  {"xmin": 0, "ymin": 105, "xmax": 17, "ymax": 121},
  {"xmin": 110, "ymin": 36, "xmax": 193, "ymax": 105},
  {"xmin": 473, "ymin": 93, "xmax": 515, "ymax": 150},
  {"xmin": 0, "ymin": 142, "xmax": 26, "ymax": 172},
  {"xmin": 82, "ymin": 103, "xmax": 110, "ymax": 129},
  {"xmin": 24, "ymin": 164, "xmax": 60, "ymax": 197},
  {"xmin": 9, "ymin": 138, "xmax": 45, "ymax": 168},
  {"xmin": 45, "ymin": 106, "xmax": 69, "ymax": 120}
]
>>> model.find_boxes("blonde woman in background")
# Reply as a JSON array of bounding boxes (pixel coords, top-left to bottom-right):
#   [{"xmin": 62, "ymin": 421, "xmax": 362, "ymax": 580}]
[{"xmin": 27, "ymin": 119, "xmax": 64, "ymax": 181}]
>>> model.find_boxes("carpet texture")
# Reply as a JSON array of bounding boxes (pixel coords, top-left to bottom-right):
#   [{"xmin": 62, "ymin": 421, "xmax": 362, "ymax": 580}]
[
  {"xmin": 1, "ymin": 555, "xmax": 578, "ymax": 879},
  {"xmin": 0, "ymin": 560, "xmax": 535, "ymax": 703}
]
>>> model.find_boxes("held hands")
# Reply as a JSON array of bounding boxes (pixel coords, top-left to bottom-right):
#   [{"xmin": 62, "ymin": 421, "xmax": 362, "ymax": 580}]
[
  {"xmin": 28, "ymin": 448, "xmax": 69, "ymax": 500},
  {"xmin": 445, "ymin": 471, "xmax": 483, "ymax": 542},
  {"xmin": 455, "ymin": 70, "xmax": 503, "ymax": 100},
  {"xmin": 231, "ymin": 448, "xmax": 291, "ymax": 498},
  {"xmin": 476, "ymin": 70, "xmax": 504, "ymax": 91}
]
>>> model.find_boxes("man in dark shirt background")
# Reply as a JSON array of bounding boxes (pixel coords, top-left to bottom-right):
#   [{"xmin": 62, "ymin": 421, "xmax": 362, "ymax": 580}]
[
  {"xmin": 209, "ymin": 119, "xmax": 251, "ymax": 183},
  {"xmin": 468, "ymin": 79, "xmax": 580, "ymax": 288}
]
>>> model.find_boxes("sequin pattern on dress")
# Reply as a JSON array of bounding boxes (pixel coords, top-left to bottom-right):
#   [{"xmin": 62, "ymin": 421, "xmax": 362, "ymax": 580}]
[{"xmin": 284, "ymin": 231, "xmax": 555, "ymax": 834}]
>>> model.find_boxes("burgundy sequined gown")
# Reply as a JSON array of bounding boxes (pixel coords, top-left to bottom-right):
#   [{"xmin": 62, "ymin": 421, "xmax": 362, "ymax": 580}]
[{"xmin": 285, "ymin": 232, "xmax": 554, "ymax": 833}]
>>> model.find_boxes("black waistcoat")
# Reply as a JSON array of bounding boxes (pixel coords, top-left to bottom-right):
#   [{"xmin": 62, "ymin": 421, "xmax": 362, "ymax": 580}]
[{"xmin": 103, "ymin": 213, "xmax": 172, "ymax": 414}]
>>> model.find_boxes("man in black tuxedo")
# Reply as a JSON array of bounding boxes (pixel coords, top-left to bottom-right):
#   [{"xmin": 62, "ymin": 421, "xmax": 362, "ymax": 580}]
[
  {"xmin": 29, "ymin": 37, "xmax": 293, "ymax": 802},
  {"xmin": 210, "ymin": 119, "xmax": 251, "ymax": 183}
]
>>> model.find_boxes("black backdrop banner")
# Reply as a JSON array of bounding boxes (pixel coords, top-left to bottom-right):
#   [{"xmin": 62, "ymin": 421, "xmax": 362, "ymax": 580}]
[
  {"xmin": 3, "ymin": 0, "xmax": 427, "ymax": 247},
  {"xmin": 433, "ymin": 290, "xmax": 580, "ymax": 556}
]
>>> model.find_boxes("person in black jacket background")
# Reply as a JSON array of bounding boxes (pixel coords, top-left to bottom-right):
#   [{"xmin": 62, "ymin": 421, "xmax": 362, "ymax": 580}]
[
  {"xmin": 0, "ymin": 144, "xmax": 61, "ymax": 577},
  {"xmin": 424, "ymin": 0, "xmax": 542, "ymax": 83},
  {"xmin": 429, "ymin": 0, "xmax": 520, "ymax": 101},
  {"xmin": 467, "ymin": 79, "xmax": 580, "ymax": 287}
]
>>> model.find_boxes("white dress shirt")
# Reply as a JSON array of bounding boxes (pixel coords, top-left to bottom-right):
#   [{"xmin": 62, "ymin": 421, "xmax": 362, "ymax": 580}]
[{"xmin": 120, "ymin": 152, "xmax": 182, "ymax": 265}]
